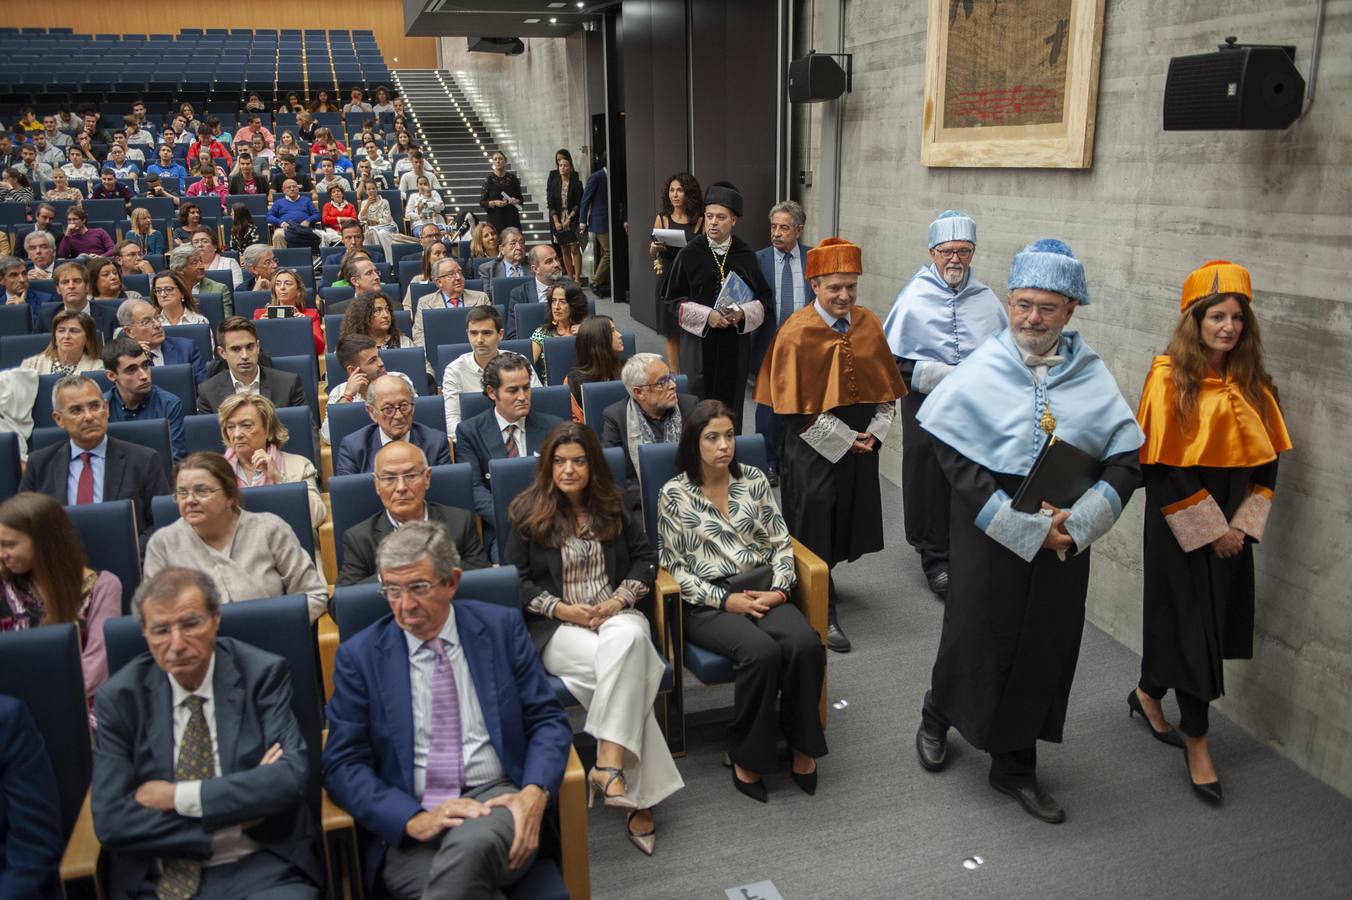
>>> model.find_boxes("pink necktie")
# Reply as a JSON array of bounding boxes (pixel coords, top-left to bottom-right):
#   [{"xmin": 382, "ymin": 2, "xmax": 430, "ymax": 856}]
[{"xmin": 421, "ymin": 640, "xmax": 465, "ymax": 809}]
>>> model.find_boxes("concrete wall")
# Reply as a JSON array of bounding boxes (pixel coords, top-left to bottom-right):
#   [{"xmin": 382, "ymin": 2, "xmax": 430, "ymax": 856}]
[
  {"xmin": 436, "ymin": 36, "xmax": 591, "ymax": 212},
  {"xmin": 792, "ymin": 0, "xmax": 1352, "ymax": 794}
]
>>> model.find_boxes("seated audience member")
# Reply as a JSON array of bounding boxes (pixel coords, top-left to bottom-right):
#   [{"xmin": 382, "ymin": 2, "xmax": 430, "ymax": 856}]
[
  {"xmin": 58, "ymin": 207, "xmax": 115, "ymax": 259},
  {"xmin": 405, "ymin": 176, "xmax": 445, "ymax": 232},
  {"xmin": 357, "ymin": 179, "xmax": 398, "ymax": 255},
  {"xmin": 117, "ymin": 299, "xmax": 209, "ymax": 384},
  {"xmin": 372, "ymin": 86, "xmax": 396, "ymax": 114},
  {"xmin": 218, "ymin": 394, "xmax": 326, "ymax": 529},
  {"xmin": 250, "ymin": 269, "xmax": 324, "ymax": 354},
  {"xmin": 44, "ymin": 168, "xmax": 84, "ymax": 204},
  {"xmin": 0, "ymin": 492, "xmax": 122, "ymax": 701},
  {"xmin": 269, "ymin": 153, "xmax": 313, "ymax": 198},
  {"xmin": 322, "ymin": 184, "xmax": 359, "ymax": 235},
  {"xmin": 402, "ymin": 239, "xmax": 448, "ymax": 312},
  {"xmin": 316, "ymin": 158, "xmax": 353, "ymax": 197},
  {"xmin": 564, "ymin": 314, "xmax": 624, "ymax": 421},
  {"xmin": 228, "ymin": 151, "xmax": 267, "ymax": 197},
  {"xmin": 505, "ymin": 423, "xmax": 679, "ymax": 853},
  {"xmin": 173, "ymin": 202, "xmax": 203, "ymax": 247},
  {"xmin": 0, "ymin": 694, "xmax": 63, "ymax": 897},
  {"xmin": 657, "ymin": 400, "xmax": 827, "ymax": 802},
  {"xmin": 169, "ymin": 243, "xmax": 234, "ymax": 316},
  {"xmin": 322, "ymin": 336, "xmax": 415, "ymax": 444},
  {"xmin": 455, "ymin": 353, "xmax": 564, "ymax": 556},
  {"xmin": 476, "ymin": 227, "xmax": 529, "ymax": 298},
  {"xmin": 241, "ymin": 243, "xmax": 278, "ymax": 292},
  {"xmin": 531, "ymin": 280, "xmax": 587, "ymax": 384},
  {"xmin": 0, "ymin": 168, "xmax": 33, "ymax": 205},
  {"xmin": 267, "ymin": 178, "xmax": 323, "ymax": 250},
  {"xmin": 101, "ymin": 336, "xmax": 187, "ymax": 460},
  {"xmin": 229, "ymin": 204, "xmax": 261, "ymax": 253},
  {"xmin": 20, "ymin": 373, "xmax": 169, "ymax": 536},
  {"xmin": 3, "ymin": 253, "xmax": 54, "ymax": 328},
  {"xmin": 115, "ymin": 239, "xmax": 158, "ymax": 279},
  {"xmin": 79, "ymin": 112, "xmax": 112, "ymax": 148},
  {"xmin": 335, "ymin": 375, "xmax": 450, "ymax": 476},
  {"xmin": 602, "ymin": 353, "xmax": 697, "ymax": 514},
  {"xmin": 150, "ymin": 270, "xmax": 210, "ymax": 327},
  {"xmin": 340, "ymin": 291, "xmax": 413, "ymax": 350},
  {"xmin": 342, "ymin": 87, "xmax": 373, "ymax": 117},
  {"xmin": 21, "ymin": 310, "xmax": 102, "ymax": 375},
  {"xmin": 470, "ymin": 222, "xmax": 499, "ymax": 260},
  {"xmin": 235, "ymin": 113, "xmax": 274, "ymax": 150},
  {"xmin": 198, "ymin": 317, "xmax": 307, "ymax": 414},
  {"xmin": 186, "ymin": 167, "xmax": 229, "ymax": 211},
  {"xmin": 89, "ymin": 257, "xmax": 143, "ymax": 301},
  {"xmin": 441, "ymin": 306, "xmax": 541, "ymax": 436},
  {"xmin": 190, "ymin": 227, "xmax": 245, "ymax": 288},
  {"xmin": 323, "ymin": 520, "xmax": 572, "ymax": 900},
  {"xmin": 60, "ymin": 146, "xmax": 99, "ymax": 183},
  {"xmin": 505, "ymin": 244, "xmax": 563, "ymax": 339},
  {"xmin": 334, "ymin": 219, "xmax": 388, "ymax": 266},
  {"xmin": 145, "ymin": 144, "xmax": 189, "ymax": 182},
  {"xmin": 40, "ymin": 262, "xmax": 119, "ymax": 335},
  {"xmin": 187, "ymin": 125, "xmax": 232, "ymax": 168},
  {"xmin": 90, "ymin": 567, "xmax": 323, "ymax": 898},
  {"xmin": 24, "ymin": 231, "xmax": 58, "ymax": 280},
  {"xmin": 104, "ymin": 145, "xmax": 141, "ymax": 180},
  {"xmin": 91, "ymin": 169, "xmax": 133, "ymax": 211},
  {"xmin": 144, "ymin": 453, "xmax": 327, "ymax": 621},
  {"xmin": 411, "ymin": 258, "xmax": 490, "ymax": 348},
  {"xmin": 337, "ymin": 442, "xmax": 488, "ymax": 586},
  {"xmin": 397, "ymin": 150, "xmax": 440, "ymax": 197},
  {"xmin": 30, "ymin": 203, "xmax": 59, "ymax": 240}
]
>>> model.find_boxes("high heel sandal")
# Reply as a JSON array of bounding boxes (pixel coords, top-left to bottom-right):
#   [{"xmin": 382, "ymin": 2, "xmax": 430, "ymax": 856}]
[
  {"xmin": 626, "ymin": 810, "xmax": 656, "ymax": 856},
  {"xmin": 1127, "ymin": 689, "xmax": 1186, "ymax": 748},
  {"xmin": 587, "ymin": 767, "xmax": 637, "ymax": 810}
]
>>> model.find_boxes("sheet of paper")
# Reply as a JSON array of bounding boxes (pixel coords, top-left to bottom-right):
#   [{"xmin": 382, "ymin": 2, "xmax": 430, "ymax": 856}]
[{"xmin": 652, "ymin": 228, "xmax": 688, "ymax": 249}]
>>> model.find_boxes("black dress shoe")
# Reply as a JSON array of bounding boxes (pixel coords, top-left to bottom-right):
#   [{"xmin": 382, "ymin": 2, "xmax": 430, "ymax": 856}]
[
  {"xmin": 732, "ymin": 770, "xmax": 768, "ymax": 803},
  {"xmin": 988, "ymin": 777, "xmax": 1066, "ymax": 824},
  {"xmin": 1184, "ymin": 746, "xmax": 1223, "ymax": 805},
  {"xmin": 789, "ymin": 767, "xmax": 818, "ymax": 796},
  {"xmin": 826, "ymin": 622, "xmax": 851, "ymax": 653},
  {"xmin": 1127, "ymin": 689, "xmax": 1186, "ymax": 748},
  {"xmin": 927, "ymin": 570, "xmax": 949, "ymax": 597},
  {"xmin": 915, "ymin": 723, "xmax": 948, "ymax": 772}
]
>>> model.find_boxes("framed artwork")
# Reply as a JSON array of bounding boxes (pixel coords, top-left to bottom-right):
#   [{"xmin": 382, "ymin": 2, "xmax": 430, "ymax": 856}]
[{"xmin": 921, "ymin": 0, "xmax": 1107, "ymax": 168}]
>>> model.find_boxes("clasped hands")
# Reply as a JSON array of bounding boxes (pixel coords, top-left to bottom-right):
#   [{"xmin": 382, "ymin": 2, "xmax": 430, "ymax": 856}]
[
  {"xmin": 725, "ymin": 589, "xmax": 788, "ymax": 620},
  {"xmin": 135, "ymin": 742, "xmax": 284, "ymax": 814},
  {"xmin": 706, "ymin": 306, "xmax": 745, "ymax": 330},
  {"xmin": 405, "ymin": 785, "xmax": 547, "ymax": 870},
  {"xmin": 1040, "ymin": 502, "xmax": 1073, "ymax": 553},
  {"xmin": 556, "ymin": 596, "xmax": 626, "ymax": 630},
  {"xmin": 1211, "ymin": 527, "xmax": 1245, "ymax": 558}
]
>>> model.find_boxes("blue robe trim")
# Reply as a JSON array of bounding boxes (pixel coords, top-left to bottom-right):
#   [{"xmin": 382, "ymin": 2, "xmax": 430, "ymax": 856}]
[
  {"xmin": 882, "ymin": 264, "xmax": 1007, "ymax": 366},
  {"xmin": 975, "ymin": 489, "xmax": 1053, "ymax": 562},
  {"xmin": 1064, "ymin": 480, "xmax": 1121, "ymax": 555}
]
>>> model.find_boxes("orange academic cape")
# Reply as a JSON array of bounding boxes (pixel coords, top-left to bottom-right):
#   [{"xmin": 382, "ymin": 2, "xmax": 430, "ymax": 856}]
[
  {"xmin": 1136, "ymin": 355, "xmax": 1291, "ymax": 468},
  {"xmin": 753, "ymin": 305, "xmax": 906, "ymax": 415}
]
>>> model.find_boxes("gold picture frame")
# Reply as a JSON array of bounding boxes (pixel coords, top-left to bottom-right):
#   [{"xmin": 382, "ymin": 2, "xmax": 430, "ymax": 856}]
[{"xmin": 921, "ymin": 0, "xmax": 1106, "ymax": 168}]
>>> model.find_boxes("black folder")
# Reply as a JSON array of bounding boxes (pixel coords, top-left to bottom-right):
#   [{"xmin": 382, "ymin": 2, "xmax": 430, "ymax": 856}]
[{"xmin": 1011, "ymin": 435, "xmax": 1101, "ymax": 513}]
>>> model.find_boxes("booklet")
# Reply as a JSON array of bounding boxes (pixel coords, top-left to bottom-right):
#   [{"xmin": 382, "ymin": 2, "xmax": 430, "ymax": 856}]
[{"xmin": 715, "ymin": 272, "xmax": 754, "ymax": 311}]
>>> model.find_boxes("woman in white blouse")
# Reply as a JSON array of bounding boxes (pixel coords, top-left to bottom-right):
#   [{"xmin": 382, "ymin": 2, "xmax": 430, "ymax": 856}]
[
  {"xmin": 657, "ymin": 400, "xmax": 826, "ymax": 803},
  {"xmin": 21, "ymin": 309, "xmax": 103, "ymax": 375},
  {"xmin": 357, "ymin": 178, "xmax": 399, "ymax": 258},
  {"xmin": 405, "ymin": 175, "xmax": 444, "ymax": 231},
  {"xmin": 149, "ymin": 270, "xmax": 210, "ymax": 326}
]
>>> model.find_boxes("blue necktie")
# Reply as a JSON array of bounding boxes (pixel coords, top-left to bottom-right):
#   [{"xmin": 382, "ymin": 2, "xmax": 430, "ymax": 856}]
[
  {"xmin": 832, "ymin": 317, "xmax": 849, "ymax": 334},
  {"xmin": 779, "ymin": 252, "xmax": 795, "ymax": 326}
]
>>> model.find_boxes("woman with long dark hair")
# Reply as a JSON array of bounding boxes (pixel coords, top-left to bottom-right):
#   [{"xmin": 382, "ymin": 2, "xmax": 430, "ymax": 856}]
[
  {"xmin": 1132, "ymin": 260, "xmax": 1292, "ymax": 804},
  {"xmin": 548, "ymin": 148, "xmax": 583, "ymax": 282},
  {"xmin": 173, "ymin": 201, "xmax": 202, "ymax": 247},
  {"xmin": 564, "ymin": 314, "xmax": 624, "ymax": 421},
  {"xmin": 230, "ymin": 202, "xmax": 260, "ymax": 252},
  {"xmin": 506, "ymin": 423, "xmax": 679, "ymax": 855},
  {"xmin": 340, "ymin": 291, "xmax": 412, "ymax": 349},
  {"xmin": 651, "ymin": 172, "xmax": 704, "ymax": 368},
  {"xmin": 530, "ymin": 279, "xmax": 588, "ymax": 384}
]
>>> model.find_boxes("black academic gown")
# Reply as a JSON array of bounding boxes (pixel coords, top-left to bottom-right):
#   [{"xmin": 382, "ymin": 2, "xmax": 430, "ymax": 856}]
[
  {"xmin": 896, "ymin": 358, "xmax": 950, "ymax": 575},
  {"xmin": 929, "ymin": 440, "xmax": 1142, "ymax": 752},
  {"xmin": 660, "ymin": 234, "xmax": 770, "ymax": 430},
  {"xmin": 1140, "ymin": 460, "xmax": 1277, "ymax": 701}
]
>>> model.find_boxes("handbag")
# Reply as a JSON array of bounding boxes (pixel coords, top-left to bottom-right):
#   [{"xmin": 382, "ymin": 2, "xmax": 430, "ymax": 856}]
[{"xmin": 710, "ymin": 564, "xmax": 773, "ymax": 595}]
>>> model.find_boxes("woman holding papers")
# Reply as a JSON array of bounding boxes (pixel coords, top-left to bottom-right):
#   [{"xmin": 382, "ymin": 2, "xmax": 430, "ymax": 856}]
[{"xmin": 1132, "ymin": 260, "xmax": 1291, "ymax": 805}]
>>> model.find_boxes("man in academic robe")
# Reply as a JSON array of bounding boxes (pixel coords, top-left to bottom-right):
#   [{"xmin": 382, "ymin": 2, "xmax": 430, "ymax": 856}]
[
  {"xmin": 753, "ymin": 237, "xmax": 907, "ymax": 654},
  {"xmin": 661, "ymin": 182, "xmax": 769, "ymax": 432},
  {"xmin": 912, "ymin": 239, "xmax": 1145, "ymax": 824},
  {"xmin": 882, "ymin": 210, "xmax": 1007, "ymax": 597}
]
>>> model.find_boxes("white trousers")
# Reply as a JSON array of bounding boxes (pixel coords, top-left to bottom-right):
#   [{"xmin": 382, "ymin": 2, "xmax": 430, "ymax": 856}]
[{"xmin": 541, "ymin": 611, "xmax": 684, "ymax": 809}]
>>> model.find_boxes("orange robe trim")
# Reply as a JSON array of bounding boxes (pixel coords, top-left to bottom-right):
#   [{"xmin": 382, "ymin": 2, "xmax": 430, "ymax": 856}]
[
  {"xmin": 753, "ymin": 305, "xmax": 907, "ymax": 416},
  {"xmin": 1136, "ymin": 356, "xmax": 1292, "ymax": 468}
]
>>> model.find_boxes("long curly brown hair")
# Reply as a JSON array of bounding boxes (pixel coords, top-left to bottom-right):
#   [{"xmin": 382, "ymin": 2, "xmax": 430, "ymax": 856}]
[
  {"xmin": 1165, "ymin": 292, "xmax": 1279, "ymax": 428},
  {"xmin": 507, "ymin": 423, "xmax": 624, "ymax": 548}
]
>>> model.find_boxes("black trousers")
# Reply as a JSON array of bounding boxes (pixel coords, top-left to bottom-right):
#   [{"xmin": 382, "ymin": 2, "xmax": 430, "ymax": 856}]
[
  {"xmin": 922, "ymin": 690, "xmax": 1038, "ymax": 785},
  {"xmin": 1138, "ymin": 678, "xmax": 1210, "ymax": 737},
  {"xmin": 685, "ymin": 602, "xmax": 827, "ymax": 774}
]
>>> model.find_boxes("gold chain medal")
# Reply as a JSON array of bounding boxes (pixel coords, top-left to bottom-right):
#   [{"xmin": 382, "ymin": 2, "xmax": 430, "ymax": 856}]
[
  {"xmin": 709, "ymin": 241, "xmax": 729, "ymax": 286},
  {"xmin": 1039, "ymin": 398, "xmax": 1057, "ymax": 434}
]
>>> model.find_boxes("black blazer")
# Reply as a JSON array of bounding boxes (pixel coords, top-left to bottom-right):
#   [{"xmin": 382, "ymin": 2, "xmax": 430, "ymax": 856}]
[
  {"xmin": 196, "ymin": 365, "xmax": 307, "ymax": 415},
  {"xmin": 336, "ymin": 501, "xmax": 490, "ymax": 587},
  {"xmin": 39, "ymin": 301, "xmax": 118, "ymax": 339},
  {"xmin": 504, "ymin": 512, "xmax": 656, "ymax": 650},
  {"xmin": 90, "ymin": 638, "xmax": 322, "ymax": 899},
  {"xmin": 600, "ymin": 393, "xmax": 698, "ymax": 513},
  {"xmin": 19, "ymin": 435, "xmax": 169, "ymax": 539}
]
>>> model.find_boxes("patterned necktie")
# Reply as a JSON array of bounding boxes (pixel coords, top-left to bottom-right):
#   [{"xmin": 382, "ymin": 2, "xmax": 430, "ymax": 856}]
[
  {"xmin": 503, "ymin": 423, "xmax": 519, "ymax": 458},
  {"xmin": 75, "ymin": 451, "xmax": 94, "ymax": 504},
  {"xmin": 421, "ymin": 640, "xmax": 465, "ymax": 810},
  {"xmin": 779, "ymin": 252, "xmax": 795, "ymax": 326},
  {"xmin": 158, "ymin": 695, "xmax": 213, "ymax": 900},
  {"xmin": 833, "ymin": 317, "xmax": 849, "ymax": 334}
]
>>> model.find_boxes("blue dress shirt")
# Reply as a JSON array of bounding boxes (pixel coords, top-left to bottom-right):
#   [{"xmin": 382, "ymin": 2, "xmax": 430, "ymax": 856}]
[
  {"xmin": 66, "ymin": 435, "xmax": 108, "ymax": 504},
  {"xmin": 105, "ymin": 385, "xmax": 187, "ymax": 460}
]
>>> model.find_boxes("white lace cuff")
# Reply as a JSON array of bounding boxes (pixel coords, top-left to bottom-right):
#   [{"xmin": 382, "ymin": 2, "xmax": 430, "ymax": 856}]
[{"xmin": 800, "ymin": 412, "xmax": 856, "ymax": 464}]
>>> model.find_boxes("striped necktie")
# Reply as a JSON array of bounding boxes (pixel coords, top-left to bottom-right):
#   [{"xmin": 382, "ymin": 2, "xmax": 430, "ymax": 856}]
[{"xmin": 421, "ymin": 639, "xmax": 465, "ymax": 809}]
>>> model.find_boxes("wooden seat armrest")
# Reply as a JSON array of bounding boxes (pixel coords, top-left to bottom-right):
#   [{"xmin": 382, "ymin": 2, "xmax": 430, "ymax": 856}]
[
  {"xmin": 559, "ymin": 746, "xmax": 590, "ymax": 900},
  {"xmin": 653, "ymin": 569, "xmax": 682, "ymax": 660},
  {"xmin": 317, "ymin": 614, "xmax": 339, "ymax": 699},
  {"xmin": 321, "ymin": 789, "xmax": 354, "ymax": 832},
  {"xmin": 320, "ymin": 444, "xmax": 333, "ymax": 481},
  {"xmin": 60, "ymin": 790, "xmax": 102, "ymax": 887},
  {"xmin": 318, "ymin": 520, "xmax": 338, "ymax": 586}
]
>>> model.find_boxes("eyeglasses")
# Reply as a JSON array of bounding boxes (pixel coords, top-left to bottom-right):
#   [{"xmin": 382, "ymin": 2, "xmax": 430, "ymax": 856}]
[
  {"xmin": 146, "ymin": 613, "xmax": 211, "ymax": 641},
  {"xmin": 374, "ymin": 467, "xmax": 428, "ymax": 487},
  {"xmin": 61, "ymin": 400, "xmax": 105, "ymax": 416},
  {"xmin": 173, "ymin": 486, "xmax": 222, "ymax": 501},
  {"xmin": 638, "ymin": 374, "xmax": 676, "ymax": 389},
  {"xmin": 379, "ymin": 579, "xmax": 441, "ymax": 601},
  {"xmin": 130, "ymin": 316, "xmax": 159, "ymax": 328},
  {"xmin": 934, "ymin": 247, "xmax": 973, "ymax": 260},
  {"xmin": 152, "ymin": 287, "xmax": 178, "ymax": 296},
  {"xmin": 374, "ymin": 401, "xmax": 413, "ymax": 417},
  {"xmin": 1012, "ymin": 300, "xmax": 1066, "ymax": 317}
]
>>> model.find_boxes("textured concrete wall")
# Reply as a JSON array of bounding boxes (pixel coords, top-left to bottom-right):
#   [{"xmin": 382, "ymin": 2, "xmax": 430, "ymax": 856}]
[
  {"xmin": 793, "ymin": 0, "xmax": 1352, "ymax": 794},
  {"xmin": 437, "ymin": 36, "xmax": 591, "ymax": 211}
]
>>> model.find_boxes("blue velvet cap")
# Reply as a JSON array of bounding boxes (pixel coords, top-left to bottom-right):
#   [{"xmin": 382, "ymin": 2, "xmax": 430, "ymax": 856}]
[
  {"xmin": 1006, "ymin": 238, "xmax": 1090, "ymax": 305},
  {"xmin": 928, "ymin": 209, "xmax": 977, "ymax": 249}
]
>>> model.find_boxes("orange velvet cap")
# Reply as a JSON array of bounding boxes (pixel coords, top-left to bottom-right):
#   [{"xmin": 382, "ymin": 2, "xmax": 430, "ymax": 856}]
[
  {"xmin": 805, "ymin": 236, "xmax": 862, "ymax": 279},
  {"xmin": 1181, "ymin": 260, "xmax": 1252, "ymax": 311}
]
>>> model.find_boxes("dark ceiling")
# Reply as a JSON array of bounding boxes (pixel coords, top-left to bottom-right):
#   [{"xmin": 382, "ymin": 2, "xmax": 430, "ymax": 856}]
[{"xmin": 404, "ymin": 1, "xmax": 607, "ymax": 39}]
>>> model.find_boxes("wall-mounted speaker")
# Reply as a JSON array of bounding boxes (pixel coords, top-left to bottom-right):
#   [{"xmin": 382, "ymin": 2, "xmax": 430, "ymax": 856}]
[
  {"xmin": 789, "ymin": 53, "xmax": 848, "ymax": 103},
  {"xmin": 1163, "ymin": 40, "xmax": 1305, "ymax": 130},
  {"xmin": 467, "ymin": 37, "xmax": 525, "ymax": 56}
]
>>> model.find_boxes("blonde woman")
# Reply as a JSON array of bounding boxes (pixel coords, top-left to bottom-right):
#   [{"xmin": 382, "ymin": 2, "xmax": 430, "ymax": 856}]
[
  {"xmin": 127, "ymin": 207, "xmax": 167, "ymax": 256},
  {"xmin": 218, "ymin": 394, "xmax": 327, "ymax": 529}
]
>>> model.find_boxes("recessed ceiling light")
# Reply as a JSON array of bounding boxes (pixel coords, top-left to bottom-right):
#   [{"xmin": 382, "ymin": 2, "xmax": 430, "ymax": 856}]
[
  {"xmin": 576, "ymin": 2, "xmax": 585, "ymax": 6},
  {"xmin": 547, "ymin": 2, "xmax": 566, "ymax": 7},
  {"xmin": 549, "ymin": 17, "xmax": 558, "ymax": 23},
  {"xmin": 524, "ymin": 17, "xmax": 540, "ymax": 23}
]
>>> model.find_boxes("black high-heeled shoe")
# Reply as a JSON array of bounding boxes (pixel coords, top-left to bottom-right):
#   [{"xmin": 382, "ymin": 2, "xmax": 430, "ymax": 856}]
[
  {"xmin": 1184, "ymin": 744, "xmax": 1223, "ymax": 805},
  {"xmin": 732, "ymin": 769, "xmax": 768, "ymax": 803},
  {"xmin": 789, "ymin": 767, "xmax": 818, "ymax": 796},
  {"xmin": 1127, "ymin": 689, "xmax": 1186, "ymax": 748}
]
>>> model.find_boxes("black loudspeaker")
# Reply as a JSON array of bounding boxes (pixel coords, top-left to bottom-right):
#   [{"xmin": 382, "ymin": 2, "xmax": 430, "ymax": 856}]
[
  {"xmin": 467, "ymin": 37, "xmax": 525, "ymax": 56},
  {"xmin": 1163, "ymin": 41, "xmax": 1305, "ymax": 130},
  {"xmin": 789, "ymin": 53, "xmax": 847, "ymax": 103}
]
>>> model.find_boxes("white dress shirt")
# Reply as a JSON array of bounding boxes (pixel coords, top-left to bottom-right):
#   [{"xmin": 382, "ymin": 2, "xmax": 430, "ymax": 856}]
[
  {"xmin": 494, "ymin": 409, "xmax": 531, "ymax": 457},
  {"xmin": 777, "ymin": 247, "xmax": 806, "ymax": 315}
]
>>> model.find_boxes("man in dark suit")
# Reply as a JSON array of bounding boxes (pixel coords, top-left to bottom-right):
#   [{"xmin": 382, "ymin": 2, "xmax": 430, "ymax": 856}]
[
  {"xmin": 39, "ymin": 262, "xmax": 119, "ymax": 338},
  {"xmin": 454, "ymin": 354, "xmax": 563, "ymax": 558},
  {"xmin": 502, "ymin": 244, "xmax": 561, "ymax": 339},
  {"xmin": 324, "ymin": 521, "xmax": 572, "ymax": 899},
  {"xmin": 577, "ymin": 157, "xmax": 609, "ymax": 297},
  {"xmin": 335, "ymin": 374, "xmax": 451, "ymax": 476},
  {"xmin": 0, "ymin": 694, "xmax": 63, "ymax": 899},
  {"xmin": 753, "ymin": 201, "xmax": 814, "ymax": 481},
  {"xmin": 91, "ymin": 568, "xmax": 322, "ymax": 898},
  {"xmin": 20, "ymin": 374, "xmax": 169, "ymax": 537},
  {"xmin": 475, "ymin": 226, "xmax": 528, "ymax": 301},
  {"xmin": 197, "ymin": 316, "xmax": 308, "ymax": 415},
  {"xmin": 601, "ymin": 352, "xmax": 697, "ymax": 515},
  {"xmin": 117, "ymin": 299, "xmax": 210, "ymax": 385},
  {"xmin": 337, "ymin": 442, "xmax": 489, "ymax": 586},
  {"xmin": 1, "ymin": 254, "xmax": 55, "ymax": 329}
]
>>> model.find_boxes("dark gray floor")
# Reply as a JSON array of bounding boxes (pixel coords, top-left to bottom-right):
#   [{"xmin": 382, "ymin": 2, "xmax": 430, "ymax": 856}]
[{"xmin": 580, "ymin": 293, "xmax": 1352, "ymax": 899}]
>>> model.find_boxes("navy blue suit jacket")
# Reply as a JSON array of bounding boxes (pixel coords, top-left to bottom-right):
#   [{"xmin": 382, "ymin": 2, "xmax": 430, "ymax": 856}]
[
  {"xmin": 578, "ymin": 169, "xmax": 608, "ymax": 233},
  {"xmin": 0, "ymin": 695, "xmax": 63, "ymax": 900},
  {"xmin": 19, "ymin": 434, "xmax": 170, "ymax": 539},
  {"xmin": 323, "ymin": 602, "xmax": 572, "ymax": 885},
  {"xmin": 14, "ymin": 289, "xmax": 54, "ymax": 329},
  {"xmin": 38, "ymin": 301, "xmax": 119, "ymax": 340},
  {"xmin": 158, "ymin": 334, "xmax": 209, "ymax": 386},
  {"xmin": 752, "ymin": 242, "xmax": 815, "ymax": 372},
  {"xmin": 334, "ymin": 422, "xmax": 452, "ymax": 477},
  {"xmin": 453, "ymin": 408, "xmax": 563, "ymax": 547},
  {"xmin": 504, "ymin": 280, "xmax": 549, "ymax": 340}
]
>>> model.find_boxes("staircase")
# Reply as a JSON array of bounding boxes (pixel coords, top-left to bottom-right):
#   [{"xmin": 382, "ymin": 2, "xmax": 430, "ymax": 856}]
[{"xmin": 392, "ymin": 70, "xmax": 551, "ymax": 243}]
